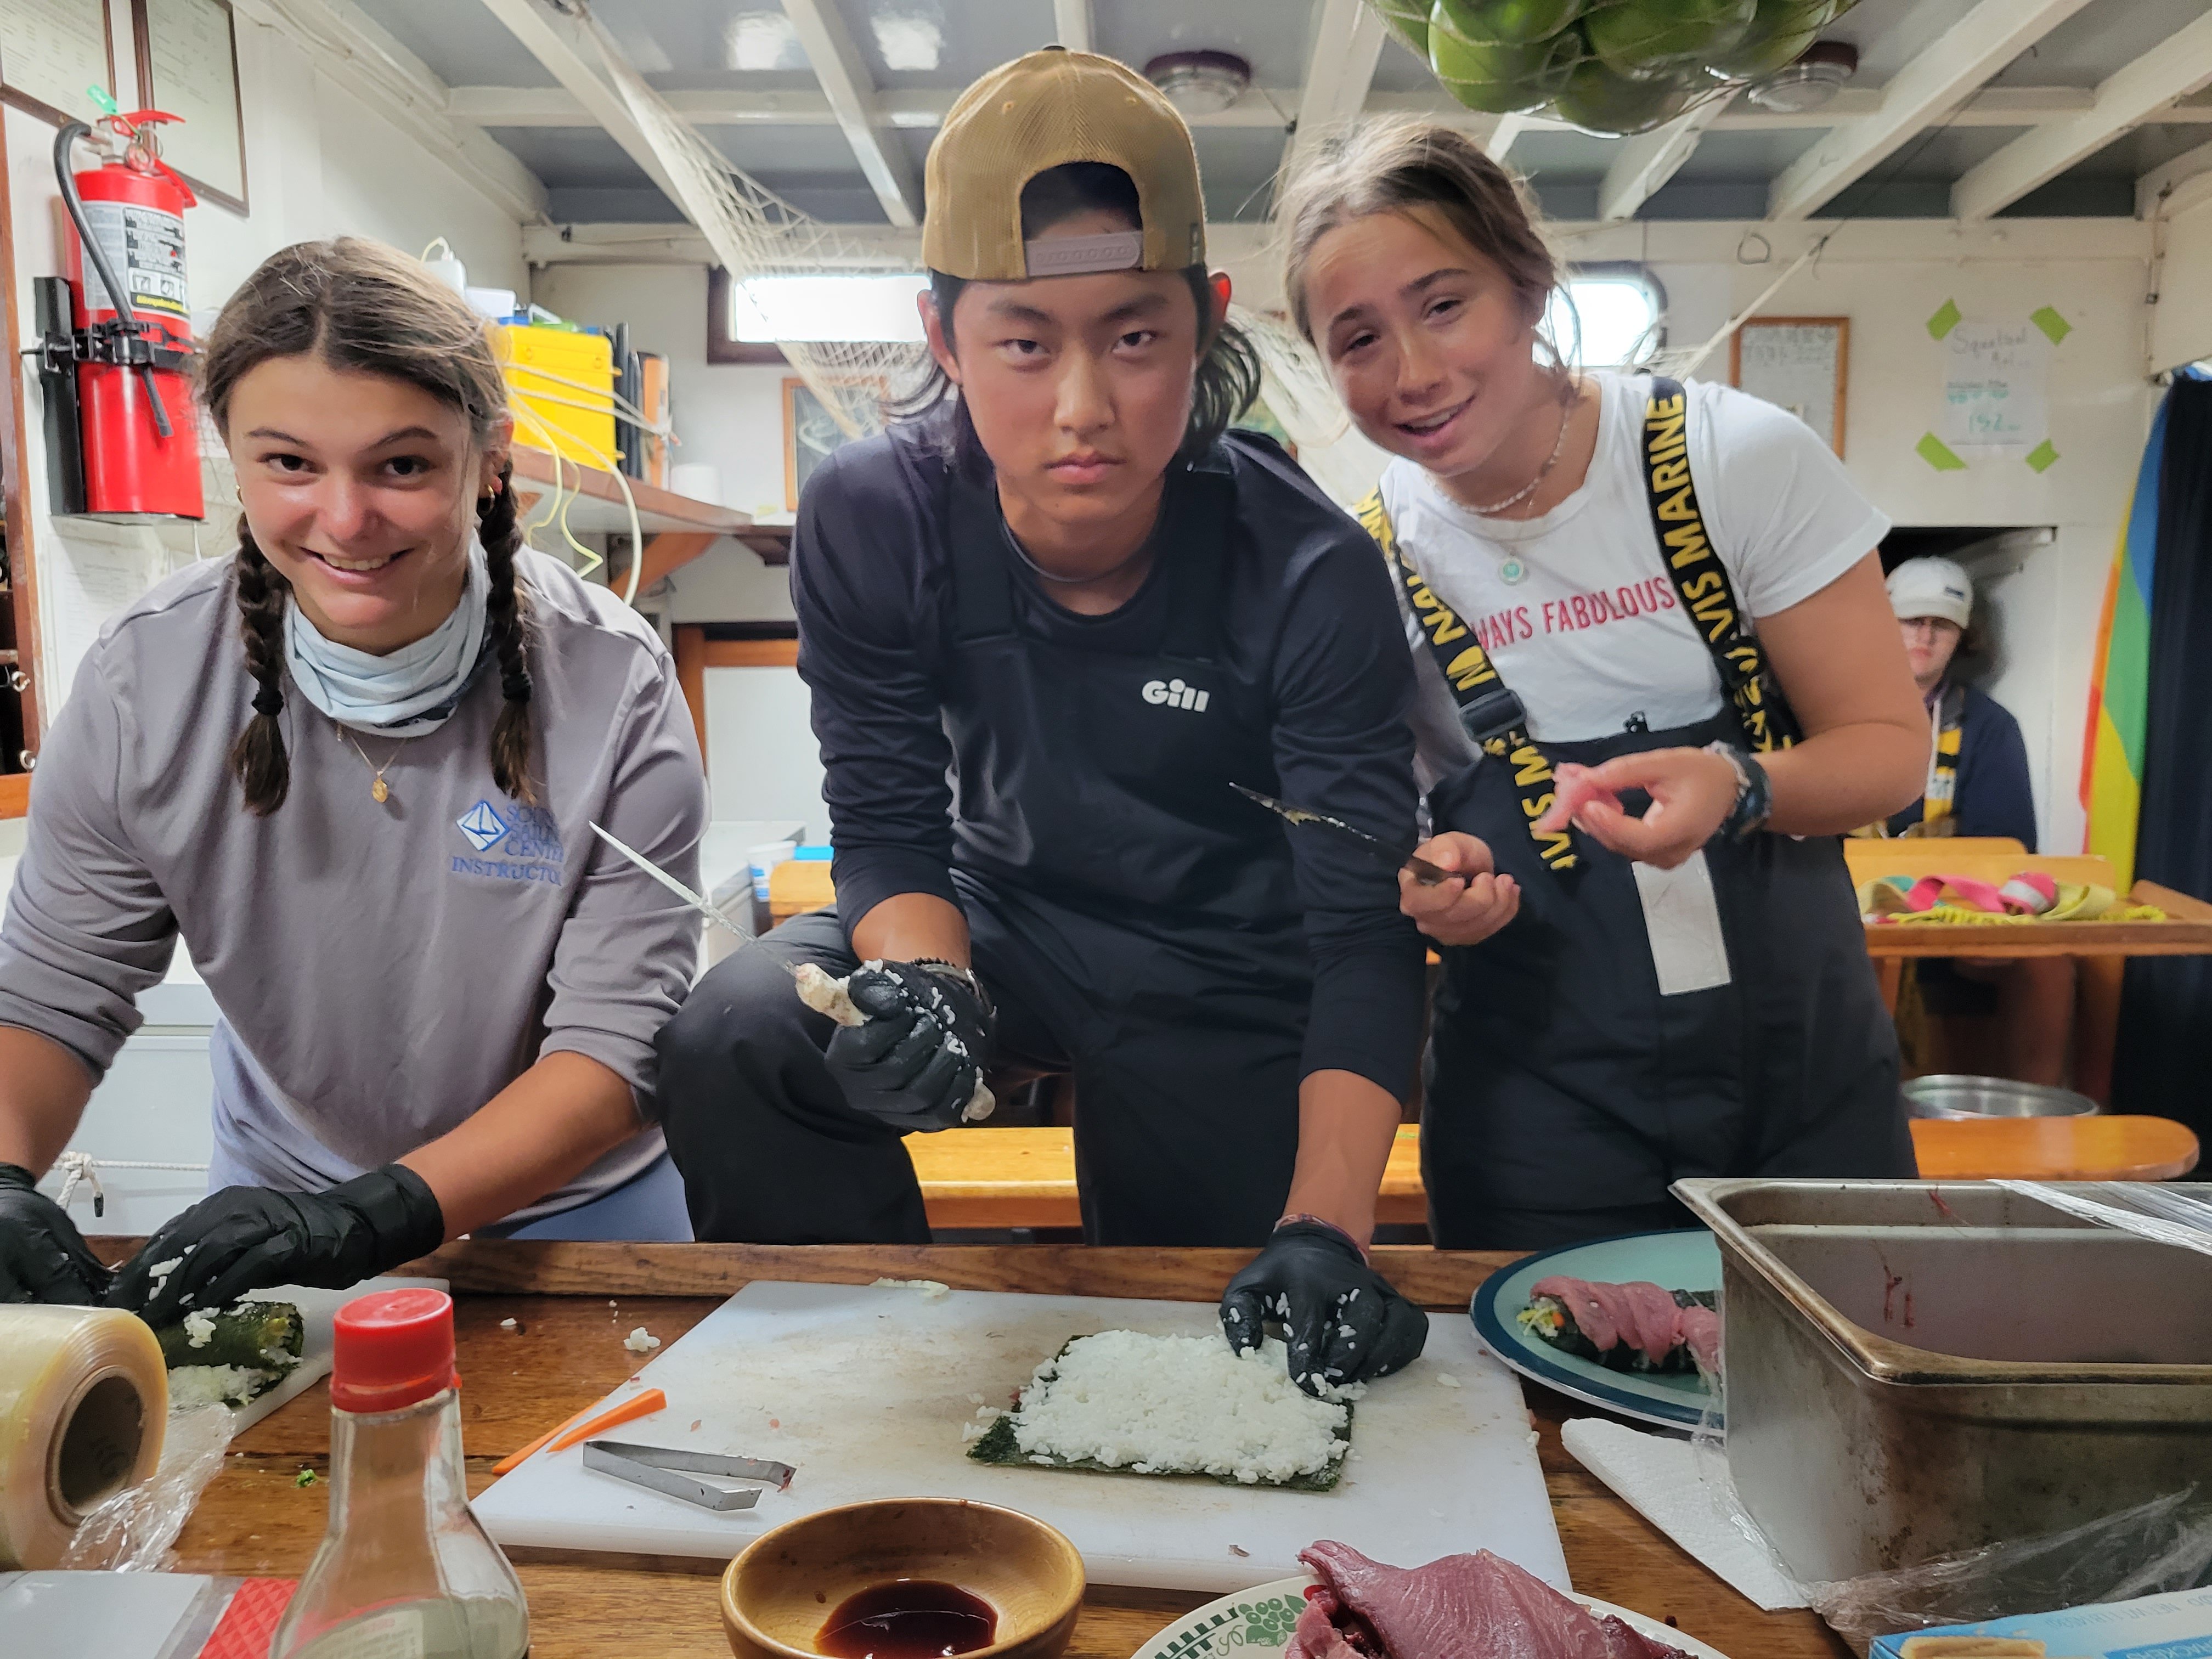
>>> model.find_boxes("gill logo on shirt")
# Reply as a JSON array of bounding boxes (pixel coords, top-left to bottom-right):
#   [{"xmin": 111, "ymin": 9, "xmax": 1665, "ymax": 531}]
[
  {"xmin": 452, "ymin": 799, "xmax": 567, "ymax": 885},
  {"xmin": 1143, "ymin": 678, "xmax": 1210, "ymax": 712}
]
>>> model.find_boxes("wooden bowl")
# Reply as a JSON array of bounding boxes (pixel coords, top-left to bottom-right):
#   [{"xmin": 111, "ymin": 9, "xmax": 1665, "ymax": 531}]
[{"xmin": 721, "ymin": 1498, "xmax": 1086, "ymax": 1659}]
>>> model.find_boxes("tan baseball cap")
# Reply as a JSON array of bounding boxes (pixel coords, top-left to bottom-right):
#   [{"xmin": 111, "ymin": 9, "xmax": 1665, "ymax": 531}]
[{"xmin": 922, "ymin": 47, "xmax": 1207, "ymax": 282}]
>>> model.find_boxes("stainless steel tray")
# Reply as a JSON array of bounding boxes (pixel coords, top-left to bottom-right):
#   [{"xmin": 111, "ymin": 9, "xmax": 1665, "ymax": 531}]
[{"xmin": 1674, "ymin": 1178, "xmax": 2212, "ymax": 1584}]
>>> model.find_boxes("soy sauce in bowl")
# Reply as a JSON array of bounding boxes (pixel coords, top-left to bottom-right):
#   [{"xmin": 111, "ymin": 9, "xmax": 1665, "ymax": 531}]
[{"xmin": 816, "ymin": 1580, "xmax": 997, "ymax": 1659}]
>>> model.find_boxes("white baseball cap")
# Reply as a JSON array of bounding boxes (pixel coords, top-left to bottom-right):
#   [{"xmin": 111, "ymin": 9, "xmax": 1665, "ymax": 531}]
[{"xmin": 1887, "ymin": 556, "xmax": 1972, "ymax": 628}]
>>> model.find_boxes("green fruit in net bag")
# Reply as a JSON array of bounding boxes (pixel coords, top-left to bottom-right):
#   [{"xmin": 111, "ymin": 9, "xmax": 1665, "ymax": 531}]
[
  {"xmin": 1551, "ymin": 55, "xmax": 1701, "ymax": 133},
  {"xmin": 1584, "ymin": 0, "xmax": 1757, "ymax": 74},
  {"xmin": 1431, "ymin": 7, "xmax": 1572, "ymax": 112},
  {"xmin": 1436, "ymin": 0, "xmax": 1586, "ymax": 47},
  {"xmin": 1703, "ymin": 0, "xmax": 1845, "ymax": 78},
  {"xmin": 1371, "ymin": 0, "xmax": 1434, "ymax": 59}
]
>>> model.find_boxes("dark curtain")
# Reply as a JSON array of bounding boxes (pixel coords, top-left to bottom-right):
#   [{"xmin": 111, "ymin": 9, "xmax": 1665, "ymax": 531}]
[{"xmin": 2114, "ymin": 371, "xmax": 2212, "ymax": 1139}]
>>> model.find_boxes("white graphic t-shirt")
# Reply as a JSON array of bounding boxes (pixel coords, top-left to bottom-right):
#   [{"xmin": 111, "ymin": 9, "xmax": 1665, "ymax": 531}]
[{"xmin": 1377, "ymin": 371, "xmax": 1888, "ymax": 784}]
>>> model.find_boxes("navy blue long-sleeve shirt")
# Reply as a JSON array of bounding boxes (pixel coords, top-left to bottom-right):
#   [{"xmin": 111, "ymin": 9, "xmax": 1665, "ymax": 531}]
[
  {"xmin": 1886, "ymin": 681, "xmax": 2039, "ymax": 848},
  {"xmin": 789, "ymin": 420, "xmax": 1425, "ymax": 1097}
]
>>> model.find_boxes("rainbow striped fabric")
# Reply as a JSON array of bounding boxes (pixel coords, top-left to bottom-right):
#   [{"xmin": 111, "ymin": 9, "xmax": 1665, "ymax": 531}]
[{"xmin": 2080, "ymin": 383, "xmax": 2180, "ymax": 889}]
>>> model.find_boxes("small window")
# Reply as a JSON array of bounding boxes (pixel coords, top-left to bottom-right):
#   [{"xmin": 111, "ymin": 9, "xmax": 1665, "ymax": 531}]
[
  {"xmin": 1544, "ymin": 264, "xmax": 1666, "ymax": 371},
  {"xmin": 707, "ymin": 267, "xmax": 927, "ymax": 363}
]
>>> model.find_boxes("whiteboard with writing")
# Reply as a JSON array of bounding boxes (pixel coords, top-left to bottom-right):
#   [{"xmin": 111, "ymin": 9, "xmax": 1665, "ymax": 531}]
[
  {"xmin": 139, "ymin": 0, "xmax": 244, "ymax": 208},
  {"xmin": 0, "ymin": 0, "xmax": 111, "ymax": 125},
  {"xmin": 1940, "ymin": 322, "xmax": 2049, "ymax": 450},
  {"xmin": 1731, "ymin": 318, "xmax": 1847, "ymax": 456}
]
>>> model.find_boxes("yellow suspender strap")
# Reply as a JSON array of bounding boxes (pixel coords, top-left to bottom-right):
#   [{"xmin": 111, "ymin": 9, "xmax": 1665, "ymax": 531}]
[{"xmin": 1355, "ymin": 488, "xmax": 1578, "ymax": 876}]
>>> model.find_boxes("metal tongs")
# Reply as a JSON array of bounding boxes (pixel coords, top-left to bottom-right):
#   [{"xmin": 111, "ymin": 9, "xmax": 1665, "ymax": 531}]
[{"xmin": 582, "ymin": 1440, "xmax": 796, "ymax": 1512}]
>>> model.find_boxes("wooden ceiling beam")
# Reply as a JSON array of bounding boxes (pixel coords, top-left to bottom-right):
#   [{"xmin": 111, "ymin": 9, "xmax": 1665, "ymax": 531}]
[
  {"xmin": 780, "ymin": 0, "xmax": 922, "ymax": 228},
  {"xmin": 1597, "ymin": 99, "xmax": 1730, "ymax": 222},
  {"xmin": 1954, "ymin": 10, "xmax": 2212, "ymax": 221},
  {"xmin": 234, "ymin": 0, "xmax": 546, "ymax": 222},
  {"xmin": 1284, "ymin": 0, "xmax": 1390, "ymax": 178},
  {"xmin": 1052, "ymin": 0, "xmax": 1094, "ymax": 54},
  {"xmin": 447, "ymin": 82, "xmax": 2153, "ymax": 134},
  {"xmin": 1767, "ymin": 0, "xmax": 2096, "ymax": 222},
  {"xmin": 474, "ymin": 0, "xmax": 685, "ymax": 205}
]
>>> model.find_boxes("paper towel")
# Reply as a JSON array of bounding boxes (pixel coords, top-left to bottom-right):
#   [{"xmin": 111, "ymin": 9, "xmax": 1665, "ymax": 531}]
[{"xmin": 1561, "ymin": 1417, "xmax": 1809, "ymax": 1611}]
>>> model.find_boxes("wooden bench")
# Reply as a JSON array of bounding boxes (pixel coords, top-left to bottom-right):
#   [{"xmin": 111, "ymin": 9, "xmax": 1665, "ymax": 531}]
[
  {"xmin": 906, "ymin": 1117, "xmax": 2201, "ymax": 1231},
  {"xmin": 907, "ymin": 1125, "xmax": 1430, "ymax": 1231}
]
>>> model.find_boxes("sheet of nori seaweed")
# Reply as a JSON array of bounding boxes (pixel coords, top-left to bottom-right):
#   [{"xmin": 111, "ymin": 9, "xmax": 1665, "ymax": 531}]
[
  {"xmin": 154, "ymin": 1301, "xmax": 306, "ymax": 1372},
  {"xmin": 965, "ymin": 1340, "xmax": 1351, "ymax": 1492}
]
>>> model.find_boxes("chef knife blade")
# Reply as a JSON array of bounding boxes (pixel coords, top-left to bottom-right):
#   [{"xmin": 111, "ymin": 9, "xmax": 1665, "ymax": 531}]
[
  {"xmin": 1230, "ymin": 784, "xmax": 1454, "ymax": 887},
  {"xmin": 589, "ymin": 821, "xmax": 750, "ymax": 938}
]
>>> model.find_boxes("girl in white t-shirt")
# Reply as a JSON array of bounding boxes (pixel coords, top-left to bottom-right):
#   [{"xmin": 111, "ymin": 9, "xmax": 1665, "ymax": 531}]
[{"xmin": 1279, "ymin": 122, "xmax": 1928, "ymax": 1248}]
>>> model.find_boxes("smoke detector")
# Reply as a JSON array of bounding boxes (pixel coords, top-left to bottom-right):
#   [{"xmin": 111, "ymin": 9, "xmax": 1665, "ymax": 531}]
[
  {"xmin": 1144, "ymin": 50, "xmax": 1252, "ymax": 116},
  {"xmin": 1745, "ymin": 41, "xmax": 1858, "ymax": 114}
]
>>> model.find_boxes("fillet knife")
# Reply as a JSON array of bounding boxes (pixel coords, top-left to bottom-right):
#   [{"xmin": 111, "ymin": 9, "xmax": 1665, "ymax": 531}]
[
  {"xmin": 589, "ymin": 822, "xmax": 748, "ymax": 937},
  {"xmin": 1231, "ymin": 784, "xmax": 1454, "ymax": 887}
]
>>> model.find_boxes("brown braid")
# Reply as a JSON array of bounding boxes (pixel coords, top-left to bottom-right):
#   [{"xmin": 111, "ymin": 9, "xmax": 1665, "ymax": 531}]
[
  {"xmin": 200, "ymin": 238, "xmax": 530, "ymax": 815},
  {"xmin": 229, "ymin": 524, "xmax": 294, "ymax": 815},
  {"xmin": 479, "ymin": 462, "xmax": 537, "ymax": 805}
]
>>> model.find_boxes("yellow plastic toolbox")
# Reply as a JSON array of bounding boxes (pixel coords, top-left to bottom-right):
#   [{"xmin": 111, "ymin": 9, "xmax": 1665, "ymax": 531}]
[{"xmin": 496, "ymin": 324, "xmax": 616, "ymax": 470}]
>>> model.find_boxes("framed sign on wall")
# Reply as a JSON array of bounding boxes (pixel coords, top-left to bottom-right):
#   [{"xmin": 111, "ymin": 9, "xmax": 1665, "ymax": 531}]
[
  {"xmin": 132, "ymin": 0, "xmax": 245, "ymax": 212},
  {"xmin": 0, "ymin": 0, "xmax": 116, "ymax": 129},
  {"xmin": 1730, "ymin": 316, "xmax": 1849, "ymax": 458}
]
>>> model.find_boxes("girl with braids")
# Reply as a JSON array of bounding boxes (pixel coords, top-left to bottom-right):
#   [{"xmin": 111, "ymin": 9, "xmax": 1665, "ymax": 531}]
[
  {"xmin": 0, "ymin": 238, "xmax": 708, "ymax": 1314},
  {"xmin": 1279, "ymin": 123, "xmax": 1923, "ymax": 1249}
]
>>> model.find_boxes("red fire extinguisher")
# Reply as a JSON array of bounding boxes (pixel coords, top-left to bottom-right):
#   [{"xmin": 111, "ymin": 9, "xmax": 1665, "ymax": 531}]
[{"xmin": 35, "ymin": 112, "xmax": 202, "ymax": 518}]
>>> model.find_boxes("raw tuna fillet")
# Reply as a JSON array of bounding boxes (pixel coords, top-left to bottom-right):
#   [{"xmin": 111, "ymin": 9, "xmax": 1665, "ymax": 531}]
[
  {"xmin": 1531, "ymin": 1276, "xmax": 1721, "ymax": 1374},
  {"xmin": 1286, "ymin": 1539, "xmax": 1690, "ymax": 1659}
]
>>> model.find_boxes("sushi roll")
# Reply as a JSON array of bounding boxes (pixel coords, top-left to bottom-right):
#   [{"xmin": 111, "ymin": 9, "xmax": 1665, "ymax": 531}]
[{"xmin": 1516, "ymin": 1278, "xmax": 1719, "ymax": 1375}]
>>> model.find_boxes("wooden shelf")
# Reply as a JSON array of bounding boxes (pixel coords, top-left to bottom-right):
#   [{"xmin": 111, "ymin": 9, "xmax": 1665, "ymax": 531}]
[{"xmin": 509, "ymin": 445, "xmax": 752, "ymax": 538}]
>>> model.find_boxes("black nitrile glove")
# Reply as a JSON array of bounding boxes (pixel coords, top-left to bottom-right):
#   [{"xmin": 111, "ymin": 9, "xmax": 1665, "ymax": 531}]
[
  {"xmin": 108, "ymin": 1164, "xmax": 445, "ymax": 1327},
  {"xmin": 824, "ymin": 961, "xmax": 995, "ymax": 1133},
  {"xmin": 1220, "ymin": 1218, "xmax": 1429, "ymax": 1398},
  {"xmin": 0, "ymin": 1163, "xmax": 110, "ymax": 1304}
]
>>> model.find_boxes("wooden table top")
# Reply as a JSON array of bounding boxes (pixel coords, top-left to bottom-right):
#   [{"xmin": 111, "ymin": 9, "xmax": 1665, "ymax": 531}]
[
  {"xmin": 1909, "ymin": 1113, "xmax": 2201, "ymax": 1181},
  {"xmin": 120, "ymin": 1240, "xmax": 1847, "ymax": 1659}
]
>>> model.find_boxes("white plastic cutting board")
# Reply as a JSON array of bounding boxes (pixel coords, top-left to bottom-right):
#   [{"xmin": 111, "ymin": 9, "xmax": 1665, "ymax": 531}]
[{"xmin": 471, "ymin": 1281, "xmax": 1565, "ymax": 1595}]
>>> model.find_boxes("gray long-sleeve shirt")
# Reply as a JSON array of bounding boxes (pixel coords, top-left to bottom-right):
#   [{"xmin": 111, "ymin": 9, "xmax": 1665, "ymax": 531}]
[{"xmin": 0, "ymin": 550, "xmax": 707, "ymax": 1218}]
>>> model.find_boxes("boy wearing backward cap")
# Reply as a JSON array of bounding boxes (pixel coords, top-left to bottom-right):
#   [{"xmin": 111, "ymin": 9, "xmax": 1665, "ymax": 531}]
[{"xmin": 654, "ymin": 49, "xmax": 1506, "ymax": 1394}]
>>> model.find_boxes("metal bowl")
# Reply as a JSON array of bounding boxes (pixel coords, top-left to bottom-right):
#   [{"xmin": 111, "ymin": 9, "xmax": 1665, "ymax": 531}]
[{"xmin": 1903, "ymin": 1074, "xmax": 2101, "ymax": 1119}]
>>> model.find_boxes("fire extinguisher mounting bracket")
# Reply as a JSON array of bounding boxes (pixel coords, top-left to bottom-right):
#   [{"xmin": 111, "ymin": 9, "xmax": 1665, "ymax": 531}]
[{"xmin": 31, "ymin": 318, "xmax": 194, "ymax": 377}]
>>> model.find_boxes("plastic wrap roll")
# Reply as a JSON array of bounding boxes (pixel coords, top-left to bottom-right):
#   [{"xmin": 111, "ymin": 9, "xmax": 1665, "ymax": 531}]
[{"xmin": 0, "ymin": 1305, "xmax": 167, "ymax": 1569}]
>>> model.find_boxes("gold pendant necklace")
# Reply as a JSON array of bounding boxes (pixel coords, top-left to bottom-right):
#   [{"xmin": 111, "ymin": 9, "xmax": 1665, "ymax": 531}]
[{"xmin": 341, "ymin": 727, "xmax": 407, "ymax": 804}]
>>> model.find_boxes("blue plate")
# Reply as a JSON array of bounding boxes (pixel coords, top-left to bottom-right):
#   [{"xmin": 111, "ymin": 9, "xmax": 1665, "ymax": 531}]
[{"xmin": 1470, "ymin": 1230, "xmax": 1723, "ymax": 1432}]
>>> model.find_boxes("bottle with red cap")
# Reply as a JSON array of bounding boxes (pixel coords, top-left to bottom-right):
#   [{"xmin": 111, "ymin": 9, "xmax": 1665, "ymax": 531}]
[{"xmin": 269, "ymin": 1288, "xmax": 529, "ymax": 1658}]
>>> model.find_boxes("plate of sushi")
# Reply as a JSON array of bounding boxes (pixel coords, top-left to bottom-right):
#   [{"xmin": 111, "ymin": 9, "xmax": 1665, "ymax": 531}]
[
  {"xmin": 1469, "ymin": 1230, "xmax": 1722, "ymax": 1432},
  {"xmin": 1130, "ymin": 1541, "xmax": 1730, "ymax": 1658}
]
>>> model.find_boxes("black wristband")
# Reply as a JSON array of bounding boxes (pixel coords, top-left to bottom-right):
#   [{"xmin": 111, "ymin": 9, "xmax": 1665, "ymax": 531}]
[{"xmin": 1706, "ymin": 742, "xmax": 1773, "ymax": 842}]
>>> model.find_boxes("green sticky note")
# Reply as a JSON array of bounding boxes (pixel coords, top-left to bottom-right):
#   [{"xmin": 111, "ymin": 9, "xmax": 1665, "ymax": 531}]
[
  {"xmin": 2029, "ymin": 306, "xmax": 2072, "ymax": 346},
  {"xmin": 2025, "ymin": 438, "xmax": 2060, "ymax": 473},
  {"xmin": 1917, "ymin": 433, "xmax": 1967, "ymax": 471},
  {"xmin": 1926, "ymin": 299, "xmax": 1962, "ymax": 340}
]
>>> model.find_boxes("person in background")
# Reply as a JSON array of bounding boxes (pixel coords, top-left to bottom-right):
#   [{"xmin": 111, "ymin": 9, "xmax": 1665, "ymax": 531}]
[
  {"xmin": 1880, "ymin": 556, "xmax": 2036, "ymax": 842},
  {"xmin": 0, "ymin": 238, "xmax": 706, "ymax": 1314},
  {"xmin": 1278, "ymin": 121, "xmax": 1926, "ymax": 1249},
  {"xmin": 1879, "ymin": 555, "xmax": 2073, "ymax": 1086},
  {"xmin": 658, "ymin": 49, "xmax": 1452, "ymax": 1396}
]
